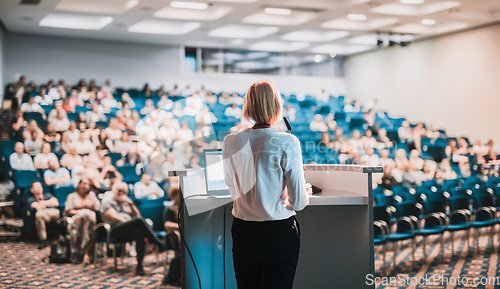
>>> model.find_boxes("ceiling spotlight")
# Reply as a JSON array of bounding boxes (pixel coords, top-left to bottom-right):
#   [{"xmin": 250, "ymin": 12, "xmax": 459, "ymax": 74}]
[
  {"xmin": 347, "ymin": 14, "xmax": 367, "ymax": 21},
  {"xmin": 265, "ymin": 7, "xmax": 292, "ymax": 15},
  {"xmin": 329, "ymin": 53, "xmax": 336, "ymax": 58},
  {"xmin": 314, "ymin": 55, "xmax": 322, "ymax": 62},
  {"xmin": 400, "ymin": 0, "xmax": 424, "ymax": 4},
  {"xmin": 170, "ymin": 1, "xmax": 208, "ymax": 10},
  {"xmin": 377, "ymin": 39, "xmax": 384, "ymax": 47},
  {"xmin": 421, "ymin": 19, "xmax": 436, "ymax": 25}
]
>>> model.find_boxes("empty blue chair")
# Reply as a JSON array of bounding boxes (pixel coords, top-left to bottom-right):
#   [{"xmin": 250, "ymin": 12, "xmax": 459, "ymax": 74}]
[
  {"xmin": 54, "ymin": 185, "xmax": 76, "ymax": 208},
  {"xmin": 117, "ymin": 166, "xmax": 140, "ymax": 184}
]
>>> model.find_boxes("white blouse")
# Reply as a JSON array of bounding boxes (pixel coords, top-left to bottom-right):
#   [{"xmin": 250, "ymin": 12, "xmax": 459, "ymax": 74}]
[{"xmin": 222, "ymin": 127, "xmax": 309, "ymax": 222}]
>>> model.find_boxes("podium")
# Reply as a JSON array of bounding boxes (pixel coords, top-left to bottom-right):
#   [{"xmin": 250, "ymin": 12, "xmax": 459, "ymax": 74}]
[{"xmin": 170, "ymin": 164, "xmax": 382, "ymax": 289}]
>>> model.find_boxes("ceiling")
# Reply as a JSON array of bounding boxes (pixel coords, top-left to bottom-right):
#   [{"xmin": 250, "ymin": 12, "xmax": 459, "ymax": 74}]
[{"xmin": 1, "ymin": 0, "xmax": 500, "ymax": 55}]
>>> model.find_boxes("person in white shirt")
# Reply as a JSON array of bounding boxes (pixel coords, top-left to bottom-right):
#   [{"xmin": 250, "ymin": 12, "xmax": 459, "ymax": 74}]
[
  {"xmin": 73, "ymin": 132, "xmax": 95, "ymax": 155},
  {"xmin": 67, "ymin": 122, "xmax": 80, "ymax": 142},
  {"xmin": 309, "ymin": 114, "xmax": 328, "ymax": 132},
  {"xmin": 10, "ymin": 142, "xmax": 35, "ymax": 171},
  {"xmin": 282, "ymin": 104, "xmax": 296, "ymax": 122},
  {"xmin": 133, "ymin": 173, "xmax": 165, "ymax": 200},
  {"xmin": 230, "ymin": 93, "xmax": 244, "ymax": 106},
  {"xmin": 34, "ymin": 143, "xmax": 58, "ymax": 170},
  {"xmin": 222, "ymin": 80, "xmax": 311, "ymax": 289},
  {"xmin": 177, "ymin": 122, "xmax": 194, "ymax": 142},
  {"xmin": 183, "ymin": 85, "xmax": 196, "ymax": 96},
  {"xmin": 218, "ymin": 92, "xmax": 231, "ymax": 106},
  {"xmin": 196, "ymin": 106, "xmax": 217, "ymax": 126},
  {"xmin": 60, "ymin": 145, "xmax": 83, "ymax": 170},
  {"xmin": 102, "ymin": 79, "xmax": 114, "ymax": 94},
  {"xmin": 105, "ymin": 118, "xmax": 123, "ymax": 141},
  {"xmin": 34, "ymin": 87, "xmax": 53, "ymax": 105},
  {"xmin": 50, "ymin": 110, "xmax": 70, "ymax": 132},
  {"xmin": 20, "ymin": 96, "xmax": 45, "ymax": 117},
  {"xmin": 224, "ymin": 104, "xmax": 242, "ymax": 119},
  {"xmin": 86, "ymin": 105, "xmax": 107, "ymax": 123},
  {"xmin": 204, "ymin": 91, "xmax": 217, "ymax": 106},
  {"xmin": 360, "ymin": 147, "xmax": 381, "ymax": 166},
  {"xmin": 315, "ymin": 89, "xmax": 329, "ymax": 103}
]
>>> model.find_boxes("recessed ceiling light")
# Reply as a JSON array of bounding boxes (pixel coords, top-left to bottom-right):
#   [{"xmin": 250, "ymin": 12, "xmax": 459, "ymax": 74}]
[
  {"xmin": 330, "ymin": 53, "xmax": 336, "ymax": 58},
  {"xmin": 400, "ymin": 0, "xmax": 424, "ymax": 4},
  {"xmin": 347, "ymin": 14, "xmax": 367, "ymax": 21},
  {"xmin": 209, "ymin": 24, "xmax": 279, "ymax": 39},
  {"xmin": 314, "ymin": 55, "xmax": 322, "ymax": 62},
  {"xmin": 39, "ymin": 13, "xmax": 113, "ymax": 30},
  {"xmin": 170, "ymin": 1, "xmax": 208, "ymax": 10},
  {"xmin": 265, "ymin": 7, "xmax": 292, "ymax": 16},
  {"xmin": 128, "ymin": 19, "xmax": 200, "ymax": 35},
  {"xmin": 421, "ymin": 19, "xmax": 436, "ymax": 25}
]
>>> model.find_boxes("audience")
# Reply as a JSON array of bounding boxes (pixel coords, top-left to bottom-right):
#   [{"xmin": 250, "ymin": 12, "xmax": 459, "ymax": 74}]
[
  {"xmin": 44, "ymin": 160, "xmax": 71, "ymax": 188},
  {"xmin": 101, "ymin": 181, "xmax": 165, "ymax": 276},
  {"xmin": 64, "ymin": 178, "xmax": 100, "ymax": 264},
  {"xmin": 309, "ymin": 115, "xmax": 328, "ymax": 132},
  {"xmin": 10, "ymin": 142, "xmax": 35, "ymax": 170},
  {"xmin": 34, "ymin": 143, "xmax": 58, "ymax": 169},
  {"xmin": 28, "ymin": 181, "xmax": 59, "ymax": 249},
  {"xmin": 134, "ymin": 173, "xmax": 165, "ymax": 199}
]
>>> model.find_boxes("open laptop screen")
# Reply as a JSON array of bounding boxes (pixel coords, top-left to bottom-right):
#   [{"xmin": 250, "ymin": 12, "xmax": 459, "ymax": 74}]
[{"xmin": 203, "ymin": 149, "xmax": 228, "ymax": 194}]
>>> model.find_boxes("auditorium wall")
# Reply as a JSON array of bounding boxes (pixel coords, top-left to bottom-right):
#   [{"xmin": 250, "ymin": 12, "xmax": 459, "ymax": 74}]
[
  {"xmin": 3, "ymin": 33, "xmax": 346, "ymax": 97},
  {"xmin": 347, "ymin": 23, "xmax": 500, "ymax": 144},
  {"xmin": 0, "ymin": 23, "xmax": 5, "ymax": 103}
]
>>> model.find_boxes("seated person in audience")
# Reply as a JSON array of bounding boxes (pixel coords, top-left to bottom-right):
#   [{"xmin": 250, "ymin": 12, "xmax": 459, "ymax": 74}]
[
  {"xmin": 10, "ymin": 110, "xmax": 28, "ymax": 141},
  {"xmin": 363, "ymin": 110, "xmax": 376, "ymax": 131},
  {"xmin": 65, "ymin": 178, "xmax": 100, "ymax": 264},
  {"xmin": 114, "ymin": 132, "xmax": 137, "ymax": 166},
  {"xmin": 380, "ymin": 164, "xmax": 399, "ymax": 191},
  {"xmin": 34, "ymin": 143, "xmax": 58, "ymax": 169},
  {"xmin": 473, "ymin": 139, "xmax": 488, "ymax": 156},
  {"xmin": 157, "ymin": 94, "xmax": 173, "ymax": 110},
  {"xmin": 325, "ymin": 113, "xmax": 336, "ymax": 131},
  {"xmin": 422, "ymin": 160, "xmax": 438, "ymax": 180},
  {"xmin": 94, "ymin": 129, "xmax": 113, "ymax": 152},
  {"xmin": 230, "ymin": 93, "xmax": 244, "ymax": 106},
  {"xmin": 196, "ymin": 106, "xmax": 217, "ymax": 126},
  {"xmin": 101, "ymin": 182, "xmax": 165, "ymax": 276},
  {"xmin": 24, "ymin": 130, "xmax": 43, "ymax": 157},
  {"xmin": 10, "ymin": 142, "xmax": 35, "ymax": 171},
  {"xmin": 62, "ymin": 98, "xmax": 74, "ymax": 113},
  {"xmin": 183, "ymin": 101, "xmax": 198, "ymax": 116},
  {"xmin": 115, "ymin": 112, "xmax": 127, "ymax": 130},
  {"xmin": 57, "ymin": 131, "xmax": 71, "ymax": 155},
  {"xmin": 48, "ymin": 101, "xmax": 67, "ymax": 123},
  {"xmin": 218, "ymin": 92, "xmax": 231, "ymax": 105},
  {"xmin": 161, "ymin": 151, "xmax": 186, "ymax": 188},
  {"xmin": 73, "ymin": 132, "xmax": 95, "ymax": 155},
  {"xmin": 348, "ymin": 130, "xmax": 363, "ymax": 150},
  {"xmin": 177, "ymin": 121, "xmax": 194, "ymax": 142},
  {"xmin": 408, "ymin": 149, "xmax": 424, "ymax": 170},
  {"xmin": 315, "ymin": 89, "xmax": 329, "ymax": 103},
  {"xmin": 203, "ymin": 91, "xmax": 217, "ymax": 107},
  {"xmin": 50, "ymin": 109, "xmax": 70, "ymax": 132},
  {"xmin": 20, "ymin": 95, "xmax": 46, "ymax": 117},
  {"xmin": 141, "ymin": 99, "xmax": 155, "ymax": 115},
  {"xmin": 398, "ymin": 121, "xmax": 414, "ymax": 148},
  {"xmin": 105, "ymin": 118, "xmax": 123, "ymax": 141},
  {"xmin": 60, "ymin": 145, "xmax": 83, "ymax": 170},
  {"xmin": 319, "ymin": 132, "xmax": 332, "ymax": 148},
  {"xmin": 162, "ymin": 187, "xmax": 181, "ymax": 285},
  {"xmin": 172, "ymin": 102, "xmax": 184, "ymax": 118},
  {"xmin": 34, "ymin": 87, "xmax": 52, "ymax": 105},
  {"xmin": 187, "ymin": 154, "xmax": 202, "ymax": 169},
  {"xmin": 224, "ymin": 103, "xmax": 242, "ymax": 119},
  {"xmin": 282, "ymin": 104, "xmax": 296, "ymax": 122},
  {"xmin": 101, "ymin": 92, "xmax": 118, "ymax": 112},
  {"xmin": 401, "ymin": 163, "xmax": 426, "ymax": 189},
  {"xmin": 121, "ymin": 102, "xmax": 133, "ymax": 119},
  {"xmin": 100, "ymin": 154, "xmax": 123, "ymax": 189},
  {"xmin": 68, "ymin": 89, "xmax": 83, "ymax": 108},
  {"xmin": 120, "ymin": 92, "xmax": 135, "ymax": 108},
  {"xmin": 67, "ymin": 121, "xmax": 80, "ymax": 142},
  {"xmin": 377, "ymin": 128, "xmax": 393, "ymax": 148},
  {"xmin": 134, "ymin": 173, "xmax": 165, "ymax": 199},
  {"xmin": 456, "ymin": 138, "xmax": 469, "ymax": 155},
  {"xmin": 76, "ymin": 112, "xmax": 87, "ymax": 127},
  {"xmin": 437, "ymin": 159, "xmax": 457, "ymax": 180},
  {"xmin": 360, "ymin": 147, "xmax": 380, "ymax": 166},
  {"xmin": 72, "ymin": 155, "xmax": 103, "ymax": 189},
  {"xmin": 86, "ymin": 104, "xmax": 107, "ymax": 123},
  {"xmin": 425, "ymin": 124, "xmax": 440, "ymax": 139},
  {"xmin": 361, "ymin": 129, "xmax": 377, "ymax": 149},
  {"xmin": 172, "ymin": 142, "xmax": 193, "ymax": 166},
  {"xmin": 169, "ymin": 84, "xmax": 181, "ymax": 96},
  {"xmin": 379, "ymin": 149, "xmax": 395, "ymax": 167},
  {"xmin": 28, "ymin": 181, "xmax": 59, "ymax": 249},
  {"xmin": 44, "ymin": 123, "xmax": 61, "ymax": 143},
  {"xmin": 77, "ymin": 85, "xmax": 91, "ymax": 102},
  {"xmin": 44, "ymin": 160, "xmax": 71, "ymax": 188},
  {"xmin": 309, "ymin": 114, "xmax": 328, "ymax": 132}
]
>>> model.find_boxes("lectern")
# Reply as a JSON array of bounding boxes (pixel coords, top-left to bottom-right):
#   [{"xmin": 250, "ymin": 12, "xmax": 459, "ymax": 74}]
[{"xmin": 169, "ymin": 164, "xmax": 382, "ymax": 289}]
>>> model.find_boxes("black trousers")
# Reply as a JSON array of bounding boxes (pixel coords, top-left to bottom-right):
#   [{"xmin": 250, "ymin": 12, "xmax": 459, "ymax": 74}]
[
  {"xmin": 232, "ymin": 216, "xmax": 300, "ymax": 289},
  {"xmin": 110, "ymin": 217, "xmax": 161, "ymax": 264}
]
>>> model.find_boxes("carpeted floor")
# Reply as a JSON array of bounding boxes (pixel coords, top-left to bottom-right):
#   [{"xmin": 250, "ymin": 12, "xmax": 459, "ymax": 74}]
[
  {"xmin": 2, "ymin": 228, "xmax": 500, "ymax": 289},
  {"xmin": 0, "ymin": 241, "xmax": 181, "ymax": 289},
  {"xmin": 374, "ymin": 227, "xmax": 500, "ymax": 289}
]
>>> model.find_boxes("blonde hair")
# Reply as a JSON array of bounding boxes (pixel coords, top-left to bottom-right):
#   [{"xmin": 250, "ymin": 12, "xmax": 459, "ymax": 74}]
[{"xmin": 242, "ymin": 80, "xmax": 282, "ymax": 125}]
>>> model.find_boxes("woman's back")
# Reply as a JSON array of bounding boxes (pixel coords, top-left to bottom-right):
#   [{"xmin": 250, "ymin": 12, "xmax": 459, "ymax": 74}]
[{"xmin": 223, "ymin": 127, "xmax": 308, "ymax": 221}]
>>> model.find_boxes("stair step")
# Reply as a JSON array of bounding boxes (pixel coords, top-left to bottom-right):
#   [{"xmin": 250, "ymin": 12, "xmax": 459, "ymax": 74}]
[
  {"xmin": 0, "ymin": 231, "xmax": 21, "ymax": 237},
  {"xmin": 0, "ymin": 219, "xmax": 23, "ymax": 227}
]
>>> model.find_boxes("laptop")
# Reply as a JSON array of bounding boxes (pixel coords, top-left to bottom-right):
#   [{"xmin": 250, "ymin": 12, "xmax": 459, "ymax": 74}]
[{"xmin": 203, "ymin": 149, "xmax": 229, "ymax": 196}]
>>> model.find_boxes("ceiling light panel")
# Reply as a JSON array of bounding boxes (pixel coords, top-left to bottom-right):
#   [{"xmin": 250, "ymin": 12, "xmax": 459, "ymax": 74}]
[
  {"xmin": 242, "ymin": 11, "xmax": 317, "ymax": 26},
  {"xmin": 392, "ymin": 22, "xmax": 468, "ymax": 34},
  {"xmin": 421, "ymin": 19, "xmax": 436, "ymax": 25},
  {"xmin": 128, "ymin": 19, "xmax": 200, "ymax": 35},
  {"xmin": 39, "ymin": 13, "xmax": 113, "ymax": 30},
  {"xmin": 400, "ymin": 0, "xmax": 424, "ymax": 4},
  {"xmin": 55, "ymin": 0, "xmax": 138, "ymax": 15},
  {"xmin": 347, "ymin": 14, "xmax": 367, "ymax": 21},
  {"xmin": 154, "ymin": 6, "xmax": 233, "ymax": 21},
  {"xmin": 208, "ymin": 24, "xmax": 279, "ymax": 38},
  {"xmin": 281, "ymin": 30, "xmax": 349, "ymax": 42},
  {"xmin": 265, "ymin": 8, "xmax": 292, "ymax": 16},
  {"xmin": 311, "ymin": 43, "xmax": 373, "ymax": 55},
  {"xmin": 170, "ymin": 1, "xmax": 208, "ymax": 10},
  {"xmin": 371, "ymin": 1, "xmax": 462, "ymax": 16},
  {"xmin": 248, "ymin": 41, "xmax": 310, "ymax": 52},
  {"xmin": 321, "ymin": 17, "xmax": 399, "ymax": 31}
]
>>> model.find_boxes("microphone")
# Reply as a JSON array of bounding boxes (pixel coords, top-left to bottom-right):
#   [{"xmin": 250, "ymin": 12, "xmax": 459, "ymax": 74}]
[
  {"xmin": 282, "ymin": 117, "xmax": 322, "ymax": 195},
  {"xmin": 283, "ymin": 117, "xmax": 292, "ymax": 134}
]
